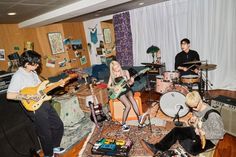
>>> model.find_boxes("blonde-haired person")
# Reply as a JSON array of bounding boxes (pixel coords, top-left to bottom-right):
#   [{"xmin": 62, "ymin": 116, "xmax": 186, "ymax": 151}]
[
  {"xmin": 141, "ymin": 91, "xmax": 225, "ymax": 156},
  {"xmin": 108, "ymin": 61, "xmax": 146, "ymax": 132}
]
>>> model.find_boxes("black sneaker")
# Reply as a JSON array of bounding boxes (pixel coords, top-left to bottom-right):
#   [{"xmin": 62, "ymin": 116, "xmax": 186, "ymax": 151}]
[{"xmin": 141, "ymin": 139, "xmax": 158, "ymax": 156}]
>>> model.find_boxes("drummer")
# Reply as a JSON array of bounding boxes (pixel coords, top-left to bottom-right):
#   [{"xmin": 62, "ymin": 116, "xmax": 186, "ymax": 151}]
[{"xmin": 175, "ymin": 38, "xmax": 200, "ymax": 76}]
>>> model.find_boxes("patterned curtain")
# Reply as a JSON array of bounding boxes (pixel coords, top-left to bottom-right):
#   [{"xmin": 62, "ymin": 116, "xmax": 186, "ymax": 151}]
[{"xmin": 113, "ymin": 12, "xmax": 133, "ymax": 67}]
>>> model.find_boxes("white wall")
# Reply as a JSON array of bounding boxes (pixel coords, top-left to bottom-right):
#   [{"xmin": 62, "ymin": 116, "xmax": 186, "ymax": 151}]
[{"xmin": 83, "ymin": 15, "xmax": 113, "ymax": 65}]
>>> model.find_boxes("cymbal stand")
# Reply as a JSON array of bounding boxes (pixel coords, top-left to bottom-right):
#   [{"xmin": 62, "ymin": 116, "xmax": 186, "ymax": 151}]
[{"xmin": 203, "ymin": 60, "xmax": 213, "ymax": 101}]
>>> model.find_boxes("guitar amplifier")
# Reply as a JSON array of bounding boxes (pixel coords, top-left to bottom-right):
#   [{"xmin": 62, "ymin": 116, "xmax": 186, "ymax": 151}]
[
  {"xmin": 109, "ymin": 92, "xmax": 143, "ymax": 122},
  {"xmin": 0, "ymin": 71, "xmax": 14, "ymax": 94},
  {"xmin": 211, "ymin": 95, "xmax": 236, "ymax": 137}
]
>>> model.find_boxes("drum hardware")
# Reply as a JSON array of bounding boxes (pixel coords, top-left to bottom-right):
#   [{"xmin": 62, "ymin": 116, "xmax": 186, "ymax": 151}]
[
  {"xmin": 199, "ymin": 61, "xmax": 216, "ymax": 101},
  {"xmin": 173, "ymin": 105, "xmax": 184, "ymax": 126}
]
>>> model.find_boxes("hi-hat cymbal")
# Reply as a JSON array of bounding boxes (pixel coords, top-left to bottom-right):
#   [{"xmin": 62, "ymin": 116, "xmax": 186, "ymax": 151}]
[
  {"xmin": 199, "ymin": 64, "xmax": 217, "ymax": 70},
  {"xmin": 141, "ymin": 62, "xmax": 165, "ymax": 67},
  {"xmin": 183, "ymin": 60, "xmax": 206, "ymax": 64}
]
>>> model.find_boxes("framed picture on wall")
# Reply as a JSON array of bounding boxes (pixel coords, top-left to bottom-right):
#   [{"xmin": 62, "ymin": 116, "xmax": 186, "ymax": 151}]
[
  {"xmin": 103, "ymin": 28, "xmax": 112, "ymax": 44},
  {"xmin": 0, "ymin": 49, "xmax": 5, "ymax": 61},
  {"xmin": 48, "ymin": 32, "xmax": 65, "ymax": 55}
]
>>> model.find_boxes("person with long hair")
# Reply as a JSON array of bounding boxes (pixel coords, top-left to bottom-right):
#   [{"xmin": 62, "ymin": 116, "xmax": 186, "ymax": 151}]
[{"xmin": 108, "ymin": 61, "xmax": 147, "ymax": 132}]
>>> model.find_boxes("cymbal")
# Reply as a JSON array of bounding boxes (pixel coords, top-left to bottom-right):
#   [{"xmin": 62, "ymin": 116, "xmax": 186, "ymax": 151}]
[
  {"xmin": 199, "ymin": 64, "xmax": 217, "ymax": 70},
  {"xmin": 183, "ymin": 60, "xmax": 206, "ymax": 64},
  {"xmin": 141, "ymin": 62, "xmax": 165, "ymax": 67}
]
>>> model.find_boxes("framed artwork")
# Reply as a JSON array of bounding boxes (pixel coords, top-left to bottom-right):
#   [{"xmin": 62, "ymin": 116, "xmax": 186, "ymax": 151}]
[
  {"xmin": 0, "ymin": 49, "xmax": 5, "ymax": 61},
  {"xmin": 103, "ymin": 28, "xmax": 112, "ymax": 44},
  {"xmin": 48, "ymin": 32, "xmax": 65, "ymax": 55},
  {"xmin": 80, "ymin": 55, "xmax": 87, "ymax": 65}
]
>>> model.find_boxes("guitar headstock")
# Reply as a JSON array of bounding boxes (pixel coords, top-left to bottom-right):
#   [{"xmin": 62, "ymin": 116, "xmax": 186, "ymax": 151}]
[{"xmin": 140, "ymin": 67, "xmax": 151, "ymax": 74}]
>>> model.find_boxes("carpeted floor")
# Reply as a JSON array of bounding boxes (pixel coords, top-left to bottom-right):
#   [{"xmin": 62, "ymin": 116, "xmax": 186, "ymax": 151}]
[{"xmin": 79, "ymin": 120, "xmax": 175, "ymax": 157}]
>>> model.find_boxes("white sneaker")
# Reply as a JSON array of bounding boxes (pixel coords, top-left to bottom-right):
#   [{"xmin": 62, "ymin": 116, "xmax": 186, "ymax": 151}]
[
  {"xmin": 122, "ymin": 124, "xmax": 130, "ymax": 132},
  {"xmin": 53, "ymin": 147, "xmax": 65, "ymax": 154},
  {"xmin": 139, "ymin": 112, "xmax": 149, "ymax": 125}
]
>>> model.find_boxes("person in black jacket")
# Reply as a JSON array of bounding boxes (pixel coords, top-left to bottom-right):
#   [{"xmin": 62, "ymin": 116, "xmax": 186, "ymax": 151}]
[{"xmin": 175, "ymin": 38, "xmax": 200, "ymax": 76}]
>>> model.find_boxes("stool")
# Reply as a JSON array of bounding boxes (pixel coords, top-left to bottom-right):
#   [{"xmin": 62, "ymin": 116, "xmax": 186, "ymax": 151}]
[{"xmin": 199, "ymin": 147, "xmax": 216, "ymax": 157}]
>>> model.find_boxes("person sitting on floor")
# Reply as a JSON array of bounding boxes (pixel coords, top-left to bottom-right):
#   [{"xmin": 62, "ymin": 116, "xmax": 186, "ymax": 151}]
[
  {"xmin": 141, "ymin": 91, "xmax": 225, "ymax": 156},
  {"xmin": 107, "ymin": 60, "xmax": 147, "ymax": 132}
]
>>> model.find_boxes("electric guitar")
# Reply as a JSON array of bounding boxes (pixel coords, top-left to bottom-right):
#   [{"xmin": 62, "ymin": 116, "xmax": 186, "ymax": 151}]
[
  {"xmin": 189, "ymin": 117, "xmax": 206, "ymax": 149},
  {"xmin": 88, "ymin": 84, "xmax": 106, "ymax": 127},
  {"xmin": 20, "ymin": 73, "xmax": 78, "ymax": 111},
  {"xmin": 108, "ymin": 67, "xmax": 150, "ymax": 99}
]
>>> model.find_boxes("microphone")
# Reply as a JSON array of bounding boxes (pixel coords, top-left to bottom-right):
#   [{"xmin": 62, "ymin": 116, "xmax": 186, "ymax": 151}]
[
  {"xmin": 173, "ymin": 105, "xmax": 184, "ymax": 126},
  {"xmin": 177, "ymin": 105, "xmax": 183, "ymax": 110}
]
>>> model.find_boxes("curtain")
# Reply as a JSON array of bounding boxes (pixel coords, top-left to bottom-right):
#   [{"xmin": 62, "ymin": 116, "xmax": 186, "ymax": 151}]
[
  {"xmin": 113, "ymin": 12, "xmax": 133, "ymax": 67},
  {"xmin": 129, "ymin": 0, "xmax": 236, "ymax": 90}
]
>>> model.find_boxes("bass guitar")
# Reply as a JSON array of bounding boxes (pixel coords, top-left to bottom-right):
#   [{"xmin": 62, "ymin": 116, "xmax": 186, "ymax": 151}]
[
  {"xmin": 88, "ymin": 84, "xmax": 106, "ymax": 127},
  {"xmin": 20, "ymin": 74, "xmax": 78, "ymax": 111},
  {"xmin": 189, "ymin": 117, "xmax": 206, "ymax": 149},
  {"xmin": 108, "ymin": 67, "xmax": 150, "ymax": 99}
]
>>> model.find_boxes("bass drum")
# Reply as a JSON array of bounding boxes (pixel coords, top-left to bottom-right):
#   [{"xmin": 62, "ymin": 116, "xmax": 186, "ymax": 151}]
[
  {"xmin": 160, "ymin": 91, "xmax": 190, "ymax": 118},
  {"xmin": 165, "ymin": 84, "xmax": 189, "ymax": 96}
]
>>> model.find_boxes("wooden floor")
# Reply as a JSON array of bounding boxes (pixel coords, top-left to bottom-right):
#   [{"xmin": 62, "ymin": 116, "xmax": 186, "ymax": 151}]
[{"xmin": 41, "ymin": 89, "xmax": 236, "ymax": 157}]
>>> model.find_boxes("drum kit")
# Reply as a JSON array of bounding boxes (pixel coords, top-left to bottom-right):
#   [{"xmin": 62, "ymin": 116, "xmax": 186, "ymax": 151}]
[{"xmin": 153, "ymin": 60, "xmax": 217, "ymax": 125}]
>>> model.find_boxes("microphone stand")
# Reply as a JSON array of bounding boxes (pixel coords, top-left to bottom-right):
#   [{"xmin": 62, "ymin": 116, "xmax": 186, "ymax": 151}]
[{"xmin": 173, "ymin": 106, "xmax": 183, "ymax": 126}]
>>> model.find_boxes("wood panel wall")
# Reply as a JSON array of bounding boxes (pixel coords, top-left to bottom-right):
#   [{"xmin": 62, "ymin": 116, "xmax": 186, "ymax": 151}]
[{"xmin": 0, "ymin": 22, "xmax": 90, "ymax": 78}]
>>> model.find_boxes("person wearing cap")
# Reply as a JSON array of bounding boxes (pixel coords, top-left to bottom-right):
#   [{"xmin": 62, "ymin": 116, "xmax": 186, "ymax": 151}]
[{"xmin": 141, "ymin": 91, "xmax": 225, "ymax": 156}]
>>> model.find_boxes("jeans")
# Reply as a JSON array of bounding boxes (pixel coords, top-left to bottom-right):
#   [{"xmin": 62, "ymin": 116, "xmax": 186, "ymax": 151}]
[{"xmin": 155, "ymin": 127, "xmax": 215, "ymax": 156}]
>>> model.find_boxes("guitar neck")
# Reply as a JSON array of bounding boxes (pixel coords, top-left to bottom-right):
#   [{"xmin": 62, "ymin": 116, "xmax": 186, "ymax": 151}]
[
  {"xmin": 43, "ymin": 76, "xmax": 72, "ymax": 94},
  {"xmin": 89, "ymin": 84, "xmax": 97, "ymax": 104}
]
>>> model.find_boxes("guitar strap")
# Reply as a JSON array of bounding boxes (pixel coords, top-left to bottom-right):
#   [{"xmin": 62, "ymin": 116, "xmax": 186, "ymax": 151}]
[{"xmin": 201, "ymin": 109, "xmax": 221, "ymax": 122}]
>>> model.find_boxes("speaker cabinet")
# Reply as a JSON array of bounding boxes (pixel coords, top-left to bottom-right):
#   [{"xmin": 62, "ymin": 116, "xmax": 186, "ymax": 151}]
[
  {"xmin": 211, "ymin": 96, "xmax": 236, "ymax": 137},
  {"xmin": 0, "ymin": 93, "xmax": 40, "ymax": 157},
  {"xmin": 109, "ymin": 92, "xmax": 143, "ymax": 122}
]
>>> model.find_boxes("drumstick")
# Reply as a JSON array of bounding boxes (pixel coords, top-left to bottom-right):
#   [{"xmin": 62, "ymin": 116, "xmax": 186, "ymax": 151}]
[{"xmin": 187, "ymin": 64, "xmax": 196, "ymax": 71}]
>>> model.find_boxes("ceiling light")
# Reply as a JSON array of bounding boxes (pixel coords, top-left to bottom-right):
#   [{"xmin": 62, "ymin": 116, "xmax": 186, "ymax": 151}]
[
  {"xmin": 8, "ymin": 12, "xmax": 16, "ymax": 16},
  {"xmin": 139, "ymin": 2, "xmax": 144, "ymax": 5}
]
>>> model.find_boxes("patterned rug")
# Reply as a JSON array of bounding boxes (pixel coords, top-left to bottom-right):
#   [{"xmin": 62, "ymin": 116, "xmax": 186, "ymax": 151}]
[{"xmin": 79, "ymin": 120, "xmax": 175, "ymax": 157}]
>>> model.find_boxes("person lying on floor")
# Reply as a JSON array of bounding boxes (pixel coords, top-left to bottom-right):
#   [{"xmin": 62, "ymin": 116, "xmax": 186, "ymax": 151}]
[{"xmin": 141, "ymin": 91, "xmax": 225, "ymax": 156}]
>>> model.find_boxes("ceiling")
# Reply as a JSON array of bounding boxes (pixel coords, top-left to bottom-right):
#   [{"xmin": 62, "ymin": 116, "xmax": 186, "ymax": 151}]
[{"xmin": 0, "ymin": 0, "xmax": 168, "ymax": 28}]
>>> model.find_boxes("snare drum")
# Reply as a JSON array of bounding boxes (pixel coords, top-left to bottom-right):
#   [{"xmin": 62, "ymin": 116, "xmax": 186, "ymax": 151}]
[
  {"xmin": 156, "ymin": 75, "xmax": 172, "ymax": 94},
  {"xmin": 163, "ymin": 71, "xmax": 180, "ymax": 82},
  {"xmin": 181, "ymin": 75, "xmax": 200, "ymax": 84}
]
